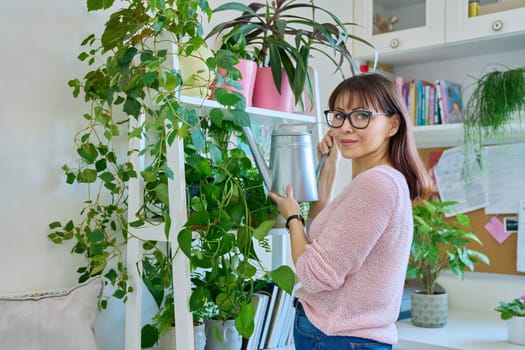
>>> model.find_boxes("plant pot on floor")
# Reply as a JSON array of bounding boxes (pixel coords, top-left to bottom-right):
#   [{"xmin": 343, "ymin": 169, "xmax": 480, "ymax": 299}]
[
  {"xmin": 508, "ymin": 316, "xmax": 525, "ymax": 345},
  {"xmin": 410, "ymin": 291, "xmax": 448, "ymax": 328},
  {"xmin": 252, "ymin": 66, "xmax": 294, "ymax": 113},
  {"xmin": 160, "ymin": 323, "xmax": 206, "ymax": 350},
  {"xmin": 205, "ymin": 319, "xmax": 242, "ymax": 350}
]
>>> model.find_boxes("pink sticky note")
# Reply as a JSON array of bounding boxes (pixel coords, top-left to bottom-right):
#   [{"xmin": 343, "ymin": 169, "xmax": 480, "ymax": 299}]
[{"xmin": 484, "ymin": 216, "xmax": 512, "ymax": 244}]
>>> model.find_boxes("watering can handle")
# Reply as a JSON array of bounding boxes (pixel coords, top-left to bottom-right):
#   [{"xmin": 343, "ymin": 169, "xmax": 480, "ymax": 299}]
[
  {"xmin": 242, "ymin": 126, "xmax": 272, "ymax": 190},
  {"xmin": 315, "ymin": 154, "xmax": 327, "ymax": 182}
]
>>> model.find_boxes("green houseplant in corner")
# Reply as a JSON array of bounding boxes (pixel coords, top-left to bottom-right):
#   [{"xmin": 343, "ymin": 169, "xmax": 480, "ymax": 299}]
[
  {"xmin": 406, "ymin": 200, "xmax": 490, "ymax": 328},
  {"xmin": 46, "ymin": 0, "xmax": 295, "ymax": 348}
]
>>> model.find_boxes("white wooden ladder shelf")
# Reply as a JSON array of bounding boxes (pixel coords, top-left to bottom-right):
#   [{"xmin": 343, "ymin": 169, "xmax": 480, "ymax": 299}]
[{"xmin": 125, "ymin": 114, "xmax": 194, "ymax": 350}]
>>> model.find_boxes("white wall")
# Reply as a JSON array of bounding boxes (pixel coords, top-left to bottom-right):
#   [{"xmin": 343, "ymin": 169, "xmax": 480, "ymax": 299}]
[{"xmin": 0, "ymin": 2, "xmax": 129, "ymax": 349}]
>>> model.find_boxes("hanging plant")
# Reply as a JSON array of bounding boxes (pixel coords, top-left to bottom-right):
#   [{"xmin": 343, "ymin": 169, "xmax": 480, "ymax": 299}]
[{"xmin": 463, "ymin": 67, "xmax": 525, "ymax": 157}]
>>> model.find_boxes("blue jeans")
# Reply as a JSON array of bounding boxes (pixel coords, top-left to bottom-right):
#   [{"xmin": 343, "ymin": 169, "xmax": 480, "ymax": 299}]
[{"xmin": 293, "ymin": 303, "xmax": 393, "ymax": 350}]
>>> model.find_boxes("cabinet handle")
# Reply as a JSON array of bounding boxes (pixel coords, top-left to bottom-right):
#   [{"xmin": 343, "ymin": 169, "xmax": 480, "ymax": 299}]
[
  {"xmin": 492, "ymin": 20, "xmax": 503, "ymax": 31},
  {"xmin": 390, "ymin": 38, "xmax": 399, "ymax": 49}
]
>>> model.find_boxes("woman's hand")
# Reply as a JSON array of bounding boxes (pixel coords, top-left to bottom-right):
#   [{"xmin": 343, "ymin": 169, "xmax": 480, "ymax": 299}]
[
  {"xmin": 317, "ymin": 130, "xmax": 340, "ymax": 166},
  {"xmin": 268, "ymin": 184, "xmax": 302, "ymax": 219}
]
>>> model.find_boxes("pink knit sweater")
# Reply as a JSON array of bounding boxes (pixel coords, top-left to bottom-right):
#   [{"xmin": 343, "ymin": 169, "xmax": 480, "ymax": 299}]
[{"xmin": 296, "ymin": 166, "xmax": 412, "ymax": 345}]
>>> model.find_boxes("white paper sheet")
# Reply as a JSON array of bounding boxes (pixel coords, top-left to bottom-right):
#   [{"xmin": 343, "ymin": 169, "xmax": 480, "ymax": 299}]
[
  {"xmin": 484, "ymin": 143, "xmax": 525, "ymax": 214},
  {"xmin": 434, "ymin": 147, "xmax": 489, "ymax": 217},
  {"xmin": 517, "ymin": 200, "xmax": 525, "ymax": 272}
]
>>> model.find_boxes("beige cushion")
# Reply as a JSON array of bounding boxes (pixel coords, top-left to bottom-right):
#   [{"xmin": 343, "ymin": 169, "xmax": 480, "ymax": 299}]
[{"xmin": 0, "ymin": 277, "xmax": 103, "ymax": 350}]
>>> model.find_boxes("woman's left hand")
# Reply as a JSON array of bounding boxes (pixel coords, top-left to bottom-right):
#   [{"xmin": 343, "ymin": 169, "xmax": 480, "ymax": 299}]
[{"xmin": 268, "ymin": 184, "xmax": 302, "ymax": 219}]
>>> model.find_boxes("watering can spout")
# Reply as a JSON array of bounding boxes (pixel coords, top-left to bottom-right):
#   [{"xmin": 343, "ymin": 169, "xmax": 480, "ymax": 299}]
[{"xmin": 242, "ymin": 124, "xmax": 320, "ymax": 202}]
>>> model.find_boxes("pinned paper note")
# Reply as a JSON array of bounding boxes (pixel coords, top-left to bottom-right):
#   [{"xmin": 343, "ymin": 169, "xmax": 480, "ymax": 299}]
[{"xmin": 484, "ymin": 216, "xmax": 512, "ymax": 244}]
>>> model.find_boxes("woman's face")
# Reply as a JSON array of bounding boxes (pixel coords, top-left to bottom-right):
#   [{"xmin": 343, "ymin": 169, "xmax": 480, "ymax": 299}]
[{"xmin": 329, "ymin": 94, "xmax": 399, "ymax": 167}]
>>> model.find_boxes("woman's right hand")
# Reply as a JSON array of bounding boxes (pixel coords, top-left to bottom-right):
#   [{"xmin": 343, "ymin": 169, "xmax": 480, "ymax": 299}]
[{"xmin": 317, "ymin": 130, "xmax": 340, "ymax": 167}]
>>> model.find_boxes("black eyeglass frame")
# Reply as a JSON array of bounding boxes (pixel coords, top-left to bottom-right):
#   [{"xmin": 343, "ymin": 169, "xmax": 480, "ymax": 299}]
[{"xmin": 323, "ymin": 109, "xmax": 390, "ymax": 129}]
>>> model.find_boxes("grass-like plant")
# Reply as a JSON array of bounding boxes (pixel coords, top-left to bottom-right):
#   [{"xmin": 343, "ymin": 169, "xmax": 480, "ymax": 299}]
[{"xmin": 463, "ymin": 67, "xmax": 525, "ymax": 156}]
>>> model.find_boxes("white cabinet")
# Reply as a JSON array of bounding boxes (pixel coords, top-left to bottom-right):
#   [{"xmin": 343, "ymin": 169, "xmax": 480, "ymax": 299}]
[
  {"xmin": 446, "ymin": 0, "xmax": 525, "ymax": 43},
  {"xmin": 353, "ymin": 0, "xmax": 525, "ymax": 66},
  {"xmin": 353, "ymin": 0, "xmax": 445, "ymax": 59}
]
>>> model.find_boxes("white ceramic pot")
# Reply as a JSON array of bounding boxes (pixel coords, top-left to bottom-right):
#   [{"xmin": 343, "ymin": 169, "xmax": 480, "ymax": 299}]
[
  {"xmin": 205, "ymin": 319, "xmax": 242, "ymax": 350},
  {"xmin": 508, "ymin": 316, "xmax": 525, "ymax": 345},
  {"xmin": 159, "ymin": 323, "xmax": 206, "ymax": 350}
]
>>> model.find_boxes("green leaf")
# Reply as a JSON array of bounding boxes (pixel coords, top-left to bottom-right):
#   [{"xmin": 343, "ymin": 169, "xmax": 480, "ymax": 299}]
[
  {"xmin": 88, "ymin": 229, "xmax": 105, "ymax": 242},
  {"xmin": 123, "ymin": 97, "xmax": 141, "ymax": 117},
  {"xmin": 178, "ymin": 228, "xmax": 193, "ymax": 258},
  {"xmin": 87, "ymin": 0, "xmax": 114, "ymax": 11},
  {"xmin": 77, "ymin": 143, "xmax": 98, "ymax": 164},
  {"xmin": 154, "ymin": 183, "xmax": 169, "ymax": 206},
  {"xmin": 271, "ymin": 265, "xmax": 295, "ymax": 295},
  {"xmin": 253, "ymin": 220, "xmax": 275, "ymax": 240},
  {"xmin": 191, "ymin": 128, "xmax": 205, "ymax": 153},
  {"xmin": 78, "ymin": 169, "xmax": 98, "ymax": 183},
  {"xmin": 235, "ymin": 302, "xmax": 255, "ymax": 338},
  {"xmin": 141, "ymin": 324, "xmax": 159, "ymax": 348},
  {"xmin": 230, "ymin": 109, "xmax": 251, "ymax": 127}
]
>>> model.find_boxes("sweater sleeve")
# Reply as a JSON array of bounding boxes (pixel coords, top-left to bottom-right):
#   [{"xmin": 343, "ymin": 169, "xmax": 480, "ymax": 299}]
[{"xmin": 296, "ymin": 169, "xmax": 401, "ymax": 294}]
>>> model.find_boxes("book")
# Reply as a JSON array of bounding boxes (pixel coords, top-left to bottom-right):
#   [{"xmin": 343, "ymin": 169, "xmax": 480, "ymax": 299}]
[
  {"xmin": 247, "ymin": 293, "xmax": 270, "ymax": 350},
  {"xmin": 258, "ymin": 284, "xmax": 279, "ymax": 349},
  {"xmin": 436, "ymin": 80, "xmax": 463, "ymax": 124},
  {"xmin": 264, "ymin": 288, "xmax": 287, "ymax": 348}
]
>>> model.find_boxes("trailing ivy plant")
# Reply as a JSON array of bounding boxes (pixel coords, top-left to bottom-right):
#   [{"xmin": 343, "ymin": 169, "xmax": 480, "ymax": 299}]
[{"xmin": 47, "ymin": 0, "xmax": 295, "ymax": 347}]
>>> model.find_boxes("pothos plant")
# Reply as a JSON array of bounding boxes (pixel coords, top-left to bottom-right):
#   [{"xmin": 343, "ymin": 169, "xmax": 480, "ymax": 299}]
[{"xmin": 47, "ymin": 0, "xmax": 294, "ymax": 347}]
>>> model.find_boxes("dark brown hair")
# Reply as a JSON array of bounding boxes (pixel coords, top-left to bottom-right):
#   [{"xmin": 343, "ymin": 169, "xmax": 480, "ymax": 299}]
[{"xmin": 328, "ymin": 73, "xmax": 432, "ymax": 200}]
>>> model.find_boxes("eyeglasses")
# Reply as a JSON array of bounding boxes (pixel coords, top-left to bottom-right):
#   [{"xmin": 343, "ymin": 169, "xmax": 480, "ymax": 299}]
[{"xmin": 324, "ymin": 109, "xmax": 390, "ymax": 129}]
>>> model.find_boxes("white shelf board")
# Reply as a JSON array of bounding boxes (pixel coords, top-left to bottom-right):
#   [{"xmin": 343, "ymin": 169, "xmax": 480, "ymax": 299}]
[
  {"xmin": 396, "ymin": 309, "xmax": 523, "ymax": 350},
  {"xmin": 180, "ymin": 95, "xmax": 318, "ymax": 126},
  {"xmin": 414, "ymin": 122, "xmax": 525, "ymax": 149},
  {"xmin": 414, "ymin": 123, "xmax": 464, "ymax": 149}
]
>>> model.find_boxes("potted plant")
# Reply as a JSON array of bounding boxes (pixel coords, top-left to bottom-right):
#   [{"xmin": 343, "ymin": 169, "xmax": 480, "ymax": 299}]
[
  {"xmin": 47, "ymin": 0, "xmax": 294, "ymax": 348},
  {"xmin": 406, "ymin": 200, "xmax": 490, "ymax": 328},
  {"xmin": 206, "ymin": 0, "xmax": 374, "ymax": 111},
  {"xmin": 463, "ymin": 67, "xmax": 525, "ymax": 165},
  {"xmin": 495, "ymin": 295, "xmax": 525, "ymax": 345},
  {"xmin": 177, "ymin": 97, "xmax": 294, "ymax": 347}
]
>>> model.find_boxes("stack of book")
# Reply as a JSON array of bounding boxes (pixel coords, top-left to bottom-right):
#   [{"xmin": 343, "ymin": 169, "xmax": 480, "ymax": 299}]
[
  {"xmin": 247, "ymin": 284, "xmax": 295, "ymax": 350},
  {"xmin": 396, "ymin": 77, "xmax": 463, "ymax": 126}
]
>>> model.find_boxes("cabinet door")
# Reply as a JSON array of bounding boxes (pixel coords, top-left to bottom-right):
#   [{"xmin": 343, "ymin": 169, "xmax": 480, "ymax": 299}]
[
  {"xmin": 353, "ymin": 0, "xmax": 445, "ymax": 61},
  {"xmin": 446, "ymin": 0, "xmax": 525, "ymax": 43}
]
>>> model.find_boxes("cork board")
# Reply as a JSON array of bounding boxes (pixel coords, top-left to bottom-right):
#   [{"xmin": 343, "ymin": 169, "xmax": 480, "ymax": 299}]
[{"xmin": 418, "ymin": 147, "xmax": 525, "ymax": 276}]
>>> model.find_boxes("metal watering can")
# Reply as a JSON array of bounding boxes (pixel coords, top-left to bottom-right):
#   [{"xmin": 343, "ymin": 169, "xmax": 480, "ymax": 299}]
[{"xmin": 242, "ymin": 124, "xmax": 324, "ymax": 202}]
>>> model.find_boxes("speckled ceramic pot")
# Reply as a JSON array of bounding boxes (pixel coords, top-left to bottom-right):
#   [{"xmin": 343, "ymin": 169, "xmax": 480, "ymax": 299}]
[{"xmin": 410, "ymin": 291, "xmax": 448, "ymax": 328}]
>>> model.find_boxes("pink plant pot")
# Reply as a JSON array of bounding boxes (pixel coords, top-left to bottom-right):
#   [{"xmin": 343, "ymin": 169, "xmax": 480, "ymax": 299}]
[
  {"xmin": 213, "ymin": 59, "xmax": 258, "ymax": 106},
  {"xmin": 252, "ymin": 66, "xmax": 295, "ymax": 112}
]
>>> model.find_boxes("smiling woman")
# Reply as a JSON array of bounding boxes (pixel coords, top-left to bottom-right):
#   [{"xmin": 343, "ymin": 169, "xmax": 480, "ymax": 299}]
[{"xmin": 268, "ymin": 73, "xmax": 432, "ymax": 350}]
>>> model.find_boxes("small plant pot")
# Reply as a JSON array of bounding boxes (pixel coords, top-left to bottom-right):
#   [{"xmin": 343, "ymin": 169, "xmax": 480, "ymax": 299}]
[
  {"xmin": 508, "ymin": 316, "xmax": 525, "ymax": 345},
  {"xmin": 252, "ymin": 66, "xmax": 295, "ymax": 112},
  {"xmin": 160, "ymin": 323, "xmax": 206, "ymax": 350},
  {"xmin": 213, "ymin": 59, "xmax": 258, "ymax": 106},
  {"xmin": 205, "ymin": 319, "xmax": 242, "ymax": 350},
  {"xmin": 410, "ymin": 291, "xmax": 448, "ymax": 328}
]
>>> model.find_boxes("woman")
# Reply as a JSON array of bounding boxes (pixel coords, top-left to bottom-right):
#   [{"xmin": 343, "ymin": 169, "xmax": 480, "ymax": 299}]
[{"xmin": 268, "ymin": 73, "xmax": 432, "ymax": 349}]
